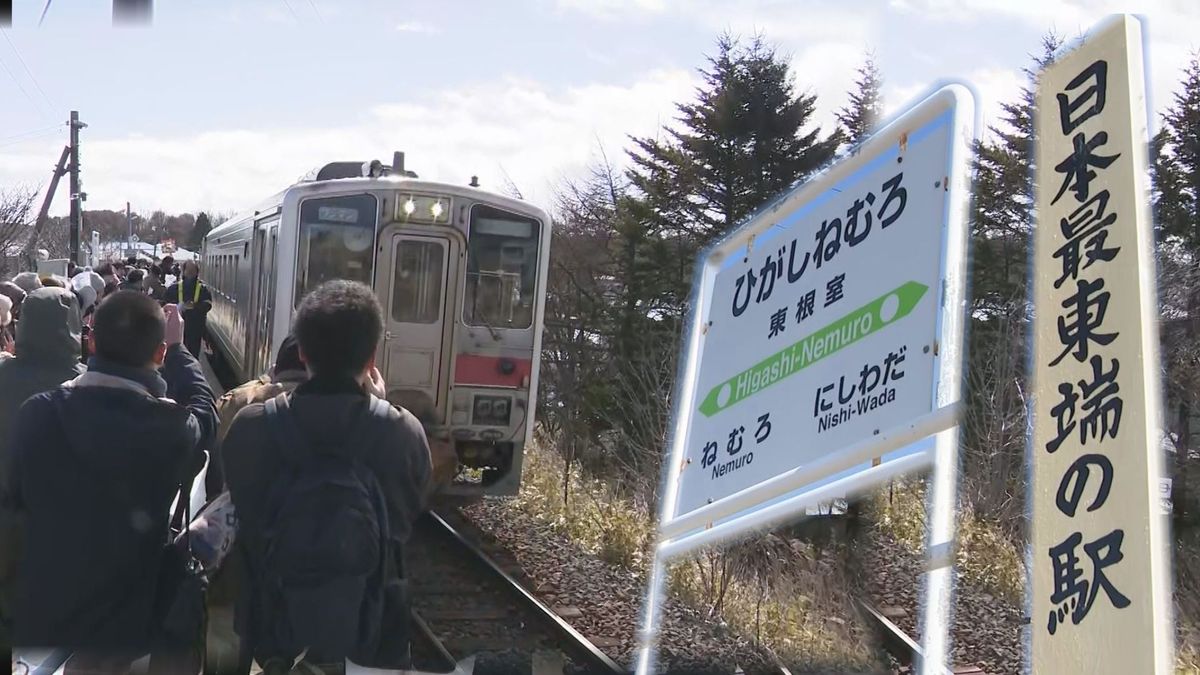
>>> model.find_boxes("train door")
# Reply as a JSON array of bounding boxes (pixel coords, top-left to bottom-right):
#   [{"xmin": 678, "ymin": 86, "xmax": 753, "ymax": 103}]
[
  {"xmin": 245, "ymin": 216, "xmax": 278, "ymax": 378},
  {"xmin": 378, "ymin": 232, "xmax": 459, "ymax": 425}
]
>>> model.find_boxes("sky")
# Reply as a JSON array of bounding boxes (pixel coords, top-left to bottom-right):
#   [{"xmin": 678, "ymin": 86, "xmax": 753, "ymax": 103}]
[{"xmin": 0, "ymin": 0, "xmax": 1197, "ymax": 218}]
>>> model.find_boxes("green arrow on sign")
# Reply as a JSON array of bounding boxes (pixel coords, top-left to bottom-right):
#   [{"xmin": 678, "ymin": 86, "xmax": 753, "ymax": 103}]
[{"xmin": 698, "ymin": 280, "xmax": 928, "ymax": 417}]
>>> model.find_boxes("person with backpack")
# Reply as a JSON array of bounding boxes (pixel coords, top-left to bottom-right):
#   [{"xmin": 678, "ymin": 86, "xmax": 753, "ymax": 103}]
[{"xmin": 221, "ymin": 280, "xmax": 431, "ymax": 673}]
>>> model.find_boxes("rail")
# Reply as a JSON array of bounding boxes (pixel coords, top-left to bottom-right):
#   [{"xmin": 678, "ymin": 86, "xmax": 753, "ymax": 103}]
[
  {"xmin": 857, "ymin": 599, "xmax": 989, "ymax": 675},
  {"xmin": 425, "ymin": 510, "xmax": 627, "ymax": 674}
]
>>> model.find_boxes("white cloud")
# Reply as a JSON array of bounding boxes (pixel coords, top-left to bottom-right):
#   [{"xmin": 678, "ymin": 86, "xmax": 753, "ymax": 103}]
[
  {"xmin": 790, "ymin": 40, "xmax": 873, "ymax": 136},
  {"xmin": 395, "ymin": 20, "xmax": 438, "ymax": 34},
  {"xmin": 0, "ymin": 69, "xmax": 697, "ymax": 217},
  {"xmin": 891, "ymin": 0, "xmax": 1200, "ymax": 127}
]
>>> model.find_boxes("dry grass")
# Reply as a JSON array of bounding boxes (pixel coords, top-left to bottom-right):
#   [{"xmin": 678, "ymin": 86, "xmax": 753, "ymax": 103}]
[
  {"xmin": 1178, "ymin": 527, "xmax": 1200, "ymax": 674},
  {"xmin": 869, "ymin": 479, "xmax": 1025, "ymax": 605},
  {"xmin": 508, "ymin": 439, "xmax": 655, "ymax": 569},
  {"xmin": 505, "ymin": 440, "xmax": 881, "ymax": 672},
  {"xmin": 665, "ymin": 542, "xmax": 879, "ymax": 672},
  {"xmin": 874, "ymin": 480, "xmax": 1200, "ymax": 672}
]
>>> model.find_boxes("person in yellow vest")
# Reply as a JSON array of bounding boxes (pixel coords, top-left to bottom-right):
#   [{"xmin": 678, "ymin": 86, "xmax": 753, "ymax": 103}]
[{"xmin": 161, "ymin": 260, "xmax": 212, "ymax": 359}]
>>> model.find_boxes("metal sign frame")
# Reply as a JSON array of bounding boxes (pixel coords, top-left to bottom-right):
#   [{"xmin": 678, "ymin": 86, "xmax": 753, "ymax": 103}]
[{"xmin": 635, "ymin": 82, "xmax": 978, "ymax": 675}]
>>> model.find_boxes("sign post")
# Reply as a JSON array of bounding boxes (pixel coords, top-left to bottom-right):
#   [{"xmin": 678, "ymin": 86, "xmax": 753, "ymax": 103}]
[
  {"xmin": 1029, "ymin": 14, "xmax": 1173, "ymax": 674},
  {"xmin": 635, "ymin": 83, "xmax": 977, "ymax": 675}
]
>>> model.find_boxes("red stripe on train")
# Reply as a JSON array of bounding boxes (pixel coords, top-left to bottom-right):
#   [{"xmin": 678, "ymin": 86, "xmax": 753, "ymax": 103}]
[{"xmin": 454, "ymin": 354, "xmax": 532, "ymax": 387}]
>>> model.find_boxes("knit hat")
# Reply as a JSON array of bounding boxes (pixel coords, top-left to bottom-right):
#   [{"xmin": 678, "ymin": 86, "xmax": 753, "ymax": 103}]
[
  {"xmin": 0, "ymin": 281, "xmax": 25, "ymax": 313},
  {"xmin": 11, "ymin": 272, "xmax": 41, "ymax": 294},
  {"xmin": 0, "ymin": 294, "xmax": 11, "ymax": 327}
]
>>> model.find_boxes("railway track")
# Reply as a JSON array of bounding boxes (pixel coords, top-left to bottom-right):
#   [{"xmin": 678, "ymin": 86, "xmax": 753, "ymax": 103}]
[
  {"xmin": 407, "ymin": 510, "xmax": 627, "ymax": 675},
  {"xmin": 857, "ymin": 599, "xmax": 988, "ymax": 675}
]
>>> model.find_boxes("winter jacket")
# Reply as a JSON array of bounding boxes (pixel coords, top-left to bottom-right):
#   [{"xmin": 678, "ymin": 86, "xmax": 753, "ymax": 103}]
[
  {"xmin": 205, "ymin": 369, "xmax": 308, "ymax": 608},
  {"xmin": 214, "ymin": 369, "xmax": 308, "ymax": 447},
  {"xmin": 2, "ymin": 346, "xmax": 217, "ymax": 651},
  {"xmin": 221, "ymin": 375, "xmax": 431, "ymax": 666},
  {"xmin": 0, "ymin": 288, "xmax": 85, "ymax": 632}
]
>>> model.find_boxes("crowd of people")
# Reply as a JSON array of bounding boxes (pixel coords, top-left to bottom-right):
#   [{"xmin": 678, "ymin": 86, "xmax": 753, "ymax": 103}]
[
  {"xmin": 0, "ymin": 256, "xmax": 214, "ymax": 366},
  {"xmin": 0, "ymin": 267, "xmax": 434, "ymax": 675}
]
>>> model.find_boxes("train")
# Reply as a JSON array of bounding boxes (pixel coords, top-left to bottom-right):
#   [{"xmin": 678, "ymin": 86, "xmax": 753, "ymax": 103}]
[{"xmin": 200, "ymin": 152, "xmax": 550, "ymax": 499}]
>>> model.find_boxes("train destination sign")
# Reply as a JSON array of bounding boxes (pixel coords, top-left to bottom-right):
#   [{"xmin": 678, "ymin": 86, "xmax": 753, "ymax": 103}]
[{"xmin": 656, "ymin": 83, "xmax": 976, "ymax": 541}]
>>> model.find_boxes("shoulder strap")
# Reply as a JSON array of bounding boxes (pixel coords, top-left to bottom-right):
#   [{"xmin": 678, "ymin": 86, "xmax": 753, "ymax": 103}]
[
  {"xmin": 265, "ymin": 393, "xmax": 390, "ymax": 463},
  {"xmin": 359, "ymin": 395, "xmax": 395, "ymax": 452},
  {"xmin": 264, "ymin": 393, "xmax": 311, "ymax": 461}
]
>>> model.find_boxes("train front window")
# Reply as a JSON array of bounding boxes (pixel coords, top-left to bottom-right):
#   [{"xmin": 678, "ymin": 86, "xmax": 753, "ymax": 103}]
[
  {"xmin": 294, "ymin": 194, "xmax": 378, "ymax": 306},
  {"xmin": 391, "ymin": 239, "xmax": 445, "ymax": 324},
  {"xmin": 465, "ymin": 205, "xmax": 540, "ymax": 330}
]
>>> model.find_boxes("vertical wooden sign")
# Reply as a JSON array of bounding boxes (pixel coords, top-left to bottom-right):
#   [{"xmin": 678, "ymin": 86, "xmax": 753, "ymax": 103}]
[{"xmin": 1030, "ymin": 14, "xmax": 1173, "ymax": 674}]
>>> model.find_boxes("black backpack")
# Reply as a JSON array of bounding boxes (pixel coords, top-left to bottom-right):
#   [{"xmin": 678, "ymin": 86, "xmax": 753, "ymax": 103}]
[{"xmin": 255, "ymin": 392, "xmax": 394, "ymax": 665}]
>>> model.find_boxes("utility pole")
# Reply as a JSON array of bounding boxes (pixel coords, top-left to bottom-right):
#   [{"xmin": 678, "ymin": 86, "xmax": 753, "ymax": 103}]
[
  {"xmin": 22, "ymin": 146, "xmax": 70, "ymax": 271},
  {"xmin": 68, "ymin": 110, "xmax": 87, "ymax": 266},
  {"xmin": 126, "ymin": 202, "xmax": 133, "ymax": 258}
]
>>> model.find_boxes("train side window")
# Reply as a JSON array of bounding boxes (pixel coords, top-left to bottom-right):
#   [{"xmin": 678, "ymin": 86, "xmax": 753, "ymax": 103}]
[
  {"xmin": 465, "ymin": 205, "xmax": 539, "ymax": 329},
  {"xmin": 294, "ymin": 193, "xmax": 378, "ymax": 307}
]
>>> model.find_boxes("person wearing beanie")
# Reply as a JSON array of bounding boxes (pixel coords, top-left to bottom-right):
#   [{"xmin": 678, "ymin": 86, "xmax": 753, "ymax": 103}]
[{"xmin": 10, "ymin": 272, "xmax": 41, "ymax": 295}]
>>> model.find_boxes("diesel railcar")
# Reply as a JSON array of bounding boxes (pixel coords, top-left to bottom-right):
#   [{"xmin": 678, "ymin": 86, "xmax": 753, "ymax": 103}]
[{"xmin": 201, "ymin": 153, "xmax": 550, "ymax": 498}]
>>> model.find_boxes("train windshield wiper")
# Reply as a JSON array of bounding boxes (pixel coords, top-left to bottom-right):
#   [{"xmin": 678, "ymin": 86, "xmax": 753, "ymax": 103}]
[{"xmin": 474, "ymin": 306, "xmax": 502, "ymax": 341}]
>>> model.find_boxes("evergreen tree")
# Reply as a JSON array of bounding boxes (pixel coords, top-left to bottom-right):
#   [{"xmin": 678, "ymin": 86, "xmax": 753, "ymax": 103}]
[
  {"xmin": 1151, "ymin": 55, "xmax": 1200, "ymax": 520},
  {"xmin": 962, "ymin": 34, "xmax": 1061, "ymax": 527},
  {"xmin": 1155, "ymin": 56, "xmax": 1200, "ymax": 248},
  {"xmin": 970, "ymin": 34, "xmax": 1061, "ymax": 318},
  {"xmin": 628, "ymin": 33, "xmax": 842, "ymax": 253},
  {"xmin": 190, "ymin": 211, "xmax": 212, "ymax": 250},
  {"xmin": 836, "ymin": 54, "xmax": 883, "ymax": 144}
]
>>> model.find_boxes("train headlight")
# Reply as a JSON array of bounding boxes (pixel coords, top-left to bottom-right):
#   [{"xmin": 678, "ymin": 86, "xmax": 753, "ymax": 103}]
[
  {"xmin": 472, "ymin": 394, "xmax": 512, "ymax": 426},
  {"xmin": 396, "ymin": 194, "xmax": 452, "ymax": 224}
]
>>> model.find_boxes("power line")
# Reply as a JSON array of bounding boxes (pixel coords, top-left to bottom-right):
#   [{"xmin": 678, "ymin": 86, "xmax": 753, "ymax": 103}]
[
  {"xmin": 0, "ymin": 128, "xmax": 64, "ymax": 149},
  {"xmin": 0, "ymin": 51, "xmax": 48, "ymax": 120},
  {"xmin": 305, "ymin": 0, "xmax": 324, "ymax": 23},
  {"xmin": 2, "ymin": 32, "xmax": 55, "ymax": 111},
  {"xmin": 0, "ymin": 123, "xmax": 62, "ymax": 144},
  {"xmin": 280, "ymin": 0, "xmax": 298, "ymax": 19},
  {"xmin": 38, "ymin": 0, "xmax": 53, "ymax": 26}
]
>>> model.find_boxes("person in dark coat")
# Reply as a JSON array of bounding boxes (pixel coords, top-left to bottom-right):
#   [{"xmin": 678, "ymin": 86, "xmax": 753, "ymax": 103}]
[
  {"xmin": 0, "ymin": 288, "xmax": 86, "ymax": 644},
  {"xmin": 162, "ymin": 260, "xmax": 212, "ymax": 359},
  {"xmin": 2, "ymin": 292, "xmax": 217, "ymax": 665},
  {"xmin": 221, "ymin": 280, "xmax": 431, "ymax": 671},
  {"xmin": 145, "ymin": 264, "xmax": 167, "ymax": 302},
  {"xmin": 118, "ymin": 268, "xmax": 146, "ymax": 294}
]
